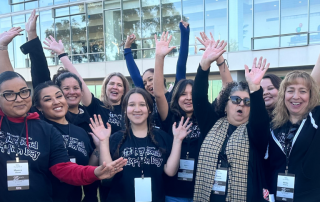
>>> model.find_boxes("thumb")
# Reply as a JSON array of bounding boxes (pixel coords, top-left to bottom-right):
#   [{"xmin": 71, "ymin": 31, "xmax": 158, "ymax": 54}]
[
  {"xmin": 244, "ymin": 64, "xmax": 250, "ymax": 74},
  {"xmin": 169, "ymin": 46, "xmax": 176, "ymax": 52}
]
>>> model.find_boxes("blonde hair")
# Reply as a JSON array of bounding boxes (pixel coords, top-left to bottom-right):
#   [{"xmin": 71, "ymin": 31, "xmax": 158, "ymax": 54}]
[
  {"xmin": 272, "ymin": 70, "xmax": 319, "ymax": 129},
  {"xmin": 100, "ymin": 72, "xmax": 130, "ymax": 110}
]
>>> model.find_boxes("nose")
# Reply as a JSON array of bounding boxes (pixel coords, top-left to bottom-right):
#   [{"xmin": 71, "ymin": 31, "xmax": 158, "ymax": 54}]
[
  {"xmin": 238, "ymin": 100, "xmax": 245, "ymax": 106},
  {"xmin": 52, "ymin": 97, "xmax": 60, "ymax": 104},
  {"xmin": 292, "ymin": 91, "xmax": 300, "ymax": 99},
  {"xmin": 15, "ymin": 94, "xmax": 23, "ymax": 102},
  {"xmin": 186, "ymin": 93, "xmax": 192, "ymax": 100}
]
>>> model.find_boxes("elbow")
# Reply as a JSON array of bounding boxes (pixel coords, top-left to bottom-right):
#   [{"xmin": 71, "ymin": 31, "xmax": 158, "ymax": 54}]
[{"xmin": 166, "ymin": 170, "xmax": 177, "ymax": 177}]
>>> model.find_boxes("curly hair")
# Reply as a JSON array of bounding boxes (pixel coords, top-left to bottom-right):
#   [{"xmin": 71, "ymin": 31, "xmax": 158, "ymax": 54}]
[{"xmin": 215, "ymin": 81, "xmax": 250, "ymax": 117}]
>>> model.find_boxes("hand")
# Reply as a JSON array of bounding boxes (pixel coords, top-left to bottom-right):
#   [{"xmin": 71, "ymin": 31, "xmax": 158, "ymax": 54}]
[
  {"xmin": 25, "ymin": 9, "xmax": 38, "ymax": 40},
  {"xmin": 124, "ymin": 34, "xmax": 136, "ymax": 49},
  {"xmin": 244, "ymin": 57, "xmax": 270, "ymax": 92},
  {"xmin": 172, "ymin": 117, "xmax": 192, "ymax": 142},
  {"xmin": 155, "ymin": 31, "xmax": 176, "ymax": 58},
  {"xmin": 200, "ymin": 40, "xmax": 227, "ymax": 71},
  {"xmin": 180, "ymin": 20, "xmax": 189, "ymax": 29},
  {"xmin": 89, "ymin": 114, "xmax": 111, "ymax": 143},
  {"xmin": 43, "ymin": 35, "xmax": 65, "ymax": 55},
  {"xmin": 196, "ymin": 32, "xmax": 215, "ymax": 51},
  {"xmin": 0, "ymin": 27, "xmax": 24, "ymax": 46},
  {"xmin": 94, "ymin": 158, "xmax": 127, "ymax": 180},
  {"xmin": 89, "ymin": 132, "xmax": 100, "ymax": 150}
]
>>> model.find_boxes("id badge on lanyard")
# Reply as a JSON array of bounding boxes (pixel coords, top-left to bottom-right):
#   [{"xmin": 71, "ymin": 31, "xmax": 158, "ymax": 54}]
[
  {"xmin": 276, "ymin": 173, "xmax": 295, "ymax": 202},
  {"xmin": 134, "ymin": 177, "xmax": 152, "ymax": 202},
  {"xmin": 7, "ymin": 159, "xmax": 29, "ymax": 191},
  {"xmin": 178, "ymin": 158, "xmax": 195, "ymax": 181},
  {"xmin": 69, "ymin": 156, "xmax": 76, "ymax": 163},
  {"xmin": 212, "ymin": 167, "xmax": 228, "ymax": 195}
]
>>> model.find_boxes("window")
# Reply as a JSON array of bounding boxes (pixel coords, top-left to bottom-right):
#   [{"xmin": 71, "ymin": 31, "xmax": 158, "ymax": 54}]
[
  {"xmin": 40, "ymin": 10, "xmax": 55, "ymax": 66},
  {"xmin": 310, "ymin": 0, "xmax": 320, "ymax": 44},
  {"xmin": 0, "ymin": 1, "xmax": 11, "ymax": 14},
  {"xmin": 12, "ymin": 15, "xmax": 28, "ymax": 68},
  {"xmin": 162, "ymin": 0, "xmax": 182, "ymax": 47},
  {"xmin": 0, "ymin": 18, "xmax": 14, "ymax": 67},
  {"xmin": 104, "ymin": 9, "xmax": 122, "ymax": 61}
]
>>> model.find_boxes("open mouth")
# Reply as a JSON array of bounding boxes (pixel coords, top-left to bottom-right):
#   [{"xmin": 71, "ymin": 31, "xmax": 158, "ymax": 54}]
[
  {"xmin": 111, "ymin": 91, "xmax": 118, "ymax": 96},
  {"xmin": 148, "ymin": 87, "xmax": 153, "ymax": 93},
  {"xmin": 133, "ymin": 114, "xmax": 142, "ymax": 118},
  {"xmin": 67, "ymin": 96, "xmax": 77, "ymax": 101},
  {"xmin": 237, "ymin": 109, "xmax": 243, "ymax": 114},
  {"xmin": 291, "ymin": 102, "xmax": 301, "ymax": 107},
  {"xmin": 53, "ymin": 106, "xmax": 63, "ymax": 112}
]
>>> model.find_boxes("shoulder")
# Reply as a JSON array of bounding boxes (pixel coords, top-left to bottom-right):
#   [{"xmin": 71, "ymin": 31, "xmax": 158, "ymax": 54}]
[
  {"xmin": 152, "ymin": 128, "xmax": 172, "ymax": 145},
  {"xmin": 110, "ymin": 130, "xmax": 125, "ymax": 144}
]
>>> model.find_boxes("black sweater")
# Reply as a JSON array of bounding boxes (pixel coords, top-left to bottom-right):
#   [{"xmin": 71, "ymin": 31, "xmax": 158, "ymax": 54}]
[{"xmin": 193, "ymin": 65, "xmax": 269, "ymax": 202}]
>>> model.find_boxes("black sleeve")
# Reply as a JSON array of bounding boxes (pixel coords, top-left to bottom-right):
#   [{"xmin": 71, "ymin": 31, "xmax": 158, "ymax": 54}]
[
  {"xmin": 109, "ymin": 131, "xmax": 124, "ymax": 159},
  {"xmin": 193, "ymin": 65, "xmax": 220, "ymax": 136},
  {"xmin": 246, "ymin": 87, "xmax": 270, "ymax": 156},
  {"xmin": 49, "ymin": 125, "xmax": 70, "ymax": 167},
  {"xmin": 155, "ymin": 129, "xmax": 173, "ymax": 164},
  {"xmin": 20, "ymin": 37, "xmax": 51, "ymax": 89},
  {"xmin": 84, "ymin": 93, "xmax": 103, "ymax": 117}
]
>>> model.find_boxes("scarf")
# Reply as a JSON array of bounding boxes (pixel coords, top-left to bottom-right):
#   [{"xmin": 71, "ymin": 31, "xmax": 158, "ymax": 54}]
[{"xmin": 193, "ymin": 117, "xmax": 249, "ymax": 202}]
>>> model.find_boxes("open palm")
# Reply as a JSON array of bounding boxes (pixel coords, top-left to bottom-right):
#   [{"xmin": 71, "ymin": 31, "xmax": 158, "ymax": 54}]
[
  {"xmin": 196, "ymin": 32, "xmax": 215, "ymax": 51},
  {"xmin": 244, "ymin": 57, "xmax": 270, "ymax": 86},
  {"xmin": 0, "ymin": 27, "xmax": 24, "ymax": 46},
  {"xmin": 172, "ymin": 117, "xmax": 192, "ymax": 141},
  {"xmin": 43, "ymin": 35, "xmax": 65, "ymax": 55},
  {"xmin": 25, "ymin": 9, "xmax": 38, "ymax": 34},
  {"xmin": 89, "ymin": 114, "xmax": 111, "ymax": 142},
  {"xmin": 155, "ymin": 31, "xmax": 176, "ymax": 58}
]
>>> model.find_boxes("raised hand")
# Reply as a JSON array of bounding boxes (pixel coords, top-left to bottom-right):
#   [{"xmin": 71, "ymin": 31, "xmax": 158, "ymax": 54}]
[
  {"xmin": 200, "ymin": 40, "xmax": 227, "ymax": 71},
  {"xmin": 180, "ymin": 20, "xmax": 189, "ymax": 29},
  {"xmin": 244, "ymin": 57, "xmax": 270, "ymax": 92},
  {"xmin": 172, "ymin": 117, "xmax": 192, "ymax": 141},
  {"xmin": 124, "ymin": 34, "xmax": 136, "ymax": 49},
  {"xmin": 43, "ymin": 35, "xmax": 65, "ymax": 55},
  {"xmin": 94, "ymin": 158, "xmax": 127, "ymax": 179},
  {"xmin": 25, "ymin": 9, "xmax": 39, "ymax": 41},
  {"xmin": 196, "ymin": 32, "xmax": 215, "ymax": 51},
  {"xmin": 0, "ymin": 27, "xmax": 24, "ymax": 46},
  {"xmin": 89, "ymin": 114, "xmax": 111, "ymax": 142},
  {"xmin": 155, "ymin": 31, "xmax": 176, "ymax": 58}
]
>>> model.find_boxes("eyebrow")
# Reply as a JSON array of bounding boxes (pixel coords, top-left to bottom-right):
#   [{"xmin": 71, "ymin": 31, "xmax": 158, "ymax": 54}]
[
  {"xmin": 42, "ymin": 91, "xmax": 62, "ymax": 100},
  {"xmin": 3, "ymin": 87, "xmax": 28, "ymax": 93}
]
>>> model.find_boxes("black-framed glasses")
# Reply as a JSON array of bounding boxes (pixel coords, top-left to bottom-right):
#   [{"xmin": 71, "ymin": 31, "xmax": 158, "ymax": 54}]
[
  {"xmin": 229, "ymin": 96, "xmax": 250, "ymax": 106},
  {"xmin": 0, "ymin": 89, "xmax": 31, "ymax": 101}
]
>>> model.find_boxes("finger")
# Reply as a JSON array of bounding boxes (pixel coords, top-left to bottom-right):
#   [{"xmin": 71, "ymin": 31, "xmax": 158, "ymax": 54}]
[
  {"xmin": 154, "ymin": 34, "xmax": 158, "ymax": 43},
  {"xmin": 164, "ymin": 31, "xmax": 169, "ymax": 42},
  {"xmin": 43, "ymin": 46, "xmax": 51, "ymax": 50},
  {"xmin": 89, "ymin": 124, "xmax": 94, "ymax": 132},
  {"xmin": 244, "ymin": 64, "xmax": 250, "ymax": 74},
  {"xmin": 252, "ymin": 57, "xmax": 257, "ymax": 69},
  {"xmin": 217, "ymin": 40, "xmax": 224, "ymax": 48},
  {"xmin": 167, "ymin": 35, "xmax": 172, "ymax": 44},
  {"xmin": 94, "ymin": 114, "xmax": 99, "ymax": 126},
  {"xmin": 43, "ymin": 41, "xmax": 50, "ymax": 47},
  {"xmin": 263, "ymin": 63, "xmax": 270, "ymax": 73},
  {"xmin": 186, "ymin": 122, "xmax": 193, "ymax": 130},
  {"xmin": 45, "ymin": 37, "xmax": 52, "ymax": 44},
  {"xmin": 160, "ymin": 32, "xmax": 165, "ymax": 41},
  {"xmin": 220, "ymin": 42, "xmax": 227, "ymax": 50},
  {"xmin": 261, "ymin": 58, "xmax": 267, "ymax": 70},
  {"xmin": 204, "ymin": 32, "xmax": 209, "ymax": 41},
  {"xmin": 257, "ymin": 56, "xmax": 263, "ymax": 68},
  {"xmin": 179, "ymin": 116, "xmax": 185, "ymax": 127},
  {"xmin": 49, "ymin": 35, "xmax": 56, "ymax": 42},
  {"xmin": 59, "ymin": 40, "xmax": 63, "ymax": 45},
  {"xmin": 172, "ymin": 122, "xmax": 176, "ymax": 129},
  {"xmin": 183, "ymin": 117, "xmax": 190, "ymax": 127},
  {"xmin": 106, "ymin": 122, "xmax": 111, "ymax": 130},
  {"xmin": 89, "ymin": 118, "xmax": 96, "ymax": 128},
  {"xmin": 210, "ymin": 32, "xmax": 214, "ymax": 41},
  {"xmin": 196, "ymin": 37, "xmax": 205, "ymax": 46},
  {"xmin": 98, "ymin": 114, "xmax": 104, "ymax": 126},
  {"xmin": 186, "ymin": 130, "xmax": 192, "ymax": 135},
  {"xmin": 217, "ymin": 49, "xmax": 227, "ymax": 57},
  {"xmin": 168, "ymin": 46, "xmax": 176, "ymax": 52}
]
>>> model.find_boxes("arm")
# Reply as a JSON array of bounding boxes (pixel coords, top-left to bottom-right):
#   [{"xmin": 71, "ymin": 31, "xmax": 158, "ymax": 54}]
[
  {"xmin": 124, "ymin": 34, "xmax": 144, "ymax": 88},
  {"xmin": 43, "ymin": 36, "xmax": 93, "ymax": 106},
  {"xmin": 175, "ymin": 21, "xmax": 190, "ymax": 83},
  {"xmin": 154, "ymin": 32, "xmax": 176, "ymax": 121},
  {"xmin": 164, "ymin": 117, "xmax": 192, "ymax": 176},
  {"xmin": 311, "ymin": 53, "xmax": 320, "ymax": 88},
  {"xmin": 0, "ymin": 27, "xmax": 24, "ymax": 73}
]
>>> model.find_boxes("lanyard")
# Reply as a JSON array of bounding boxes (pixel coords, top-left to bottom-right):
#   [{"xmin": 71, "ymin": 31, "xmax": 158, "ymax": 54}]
[
  {"xmin": 271, "ymin": 119, "xmax": 306, "ymax": 174},
  {"xmin": 5, "ymin": 116, "xmax": 27, "ymax": 162},
  {"xmin": 132, "ymin": 132, "xmax": 149, "ymax": 179},
  {"xmin": 185, "ymin": 137, "xmax": 191, "ymax": 159}
]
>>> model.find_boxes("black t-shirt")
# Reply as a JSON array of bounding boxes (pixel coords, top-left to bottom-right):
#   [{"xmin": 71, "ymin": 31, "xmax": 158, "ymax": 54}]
[
  {"xmin": 85, "ymin": 94, "xmax": 124, "ymax": 134},
  {"xmin": 0, "ymin": 117, "xmax": 70, "ymax": 202},
  {"xmin": 106, "ymin": 128, "xmax": 173, "ymax": 202},
  {"xmin": 150, "ymin": 91, "xmax": 172, "ymax": 130},
  {"xmin": 45, "ymin": 119, "xmax": 94, "ymax": 202},
  {"xmin": 161, "ymin": 108, "xmax": 202, "ymax": 198}
]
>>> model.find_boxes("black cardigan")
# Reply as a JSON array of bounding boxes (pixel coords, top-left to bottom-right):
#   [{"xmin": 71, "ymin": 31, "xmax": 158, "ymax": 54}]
[
  {"xmin": 193, "ymin": 65, "xmax": 269, "ymax": 202},
  {"xmin": 264, "ymin": 104, "xmax": 320, "ymax": 201}
]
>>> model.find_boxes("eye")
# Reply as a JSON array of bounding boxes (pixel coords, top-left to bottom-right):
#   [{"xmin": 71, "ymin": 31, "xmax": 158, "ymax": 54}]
[
  {"xmin": 44, "ymin": 98, "xmax": 51, "ymax": 102},
  {"xmin": 57, "ymin": 95, "xmax": 63, "ymax": 98}
]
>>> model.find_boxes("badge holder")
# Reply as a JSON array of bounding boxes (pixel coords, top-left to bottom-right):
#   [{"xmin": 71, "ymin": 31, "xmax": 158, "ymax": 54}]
[
  {"xmin": 212, "ymin": 161, "xmax": 228, "ymax": 195},
  {"xmin": 7, "ymin": 154, "xmax": 29, "ymax": 191},
  {"xmin": 276, "ymin": 167, "xmax": 295, "ymax": 202},
  {"xmin": 134, "ymin": 171, "xmax": 152, "ymax": 202},
  {"xmin": 69, "ymin": 156, "xmax": 76, "ymax": 163},
  {"xmin": 178, "ymin": 152, "xmax": 195, "ymax": 181}
]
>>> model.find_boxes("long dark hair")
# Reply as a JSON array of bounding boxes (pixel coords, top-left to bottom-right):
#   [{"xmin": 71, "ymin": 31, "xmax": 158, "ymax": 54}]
[
  {"xmin": 142, "ymin": 68, "xmax": 167, "ymax": 88},
  {"xmin": 0, "ymin": 71, "xmax": 26, "ymax": 90},
  {"xmin": 52, "ymin": 67, "xmax": 83, "ymax": 91},
  {"xmin": 113, "ymin": 88, "xmax": 165, "ymax": 158},
  {"xmin": 263, "ymin": 74, "xmax": 282, "ymax": 90},
  {"xmin": 170, "ymin": 79, "xmax": 195, "ymax": 122}
]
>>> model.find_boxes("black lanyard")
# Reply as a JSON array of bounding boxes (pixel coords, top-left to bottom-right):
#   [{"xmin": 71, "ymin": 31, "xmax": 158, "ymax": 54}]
[
  {"xmin": 5, "ymin": 116, "xmax": 27, "ymax": 161},
  {"xmin": 132, "ymin": 131, "xmax": 149, "ymax": 179},
  {"xmin": 284, "ymin": 126, "xmax": 298, "ymax": 174},
  {"xmin": 185, "ymin": 137, "xmax": 191, "ymax": 159}
]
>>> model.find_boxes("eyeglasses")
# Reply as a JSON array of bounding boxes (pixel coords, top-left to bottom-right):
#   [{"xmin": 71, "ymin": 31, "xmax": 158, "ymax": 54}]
[
  {"xmin": 229, "ymin": 96, "xmax": 250, "ymax": 106},
  {"xmin": 0, "ymin": 89, "xmax": 31, "ymax": 101}
]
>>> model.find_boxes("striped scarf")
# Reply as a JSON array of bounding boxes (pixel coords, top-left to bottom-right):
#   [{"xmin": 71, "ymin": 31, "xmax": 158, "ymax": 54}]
[{"xmin": 193, "ymin": 117, "xmax": 249, "ymax": 202}]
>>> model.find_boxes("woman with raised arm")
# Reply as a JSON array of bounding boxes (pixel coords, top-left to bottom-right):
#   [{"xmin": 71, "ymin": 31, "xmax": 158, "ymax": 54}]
[
  {"xmin": 89, "ymin": 87, "xmax": 192, "ymax": 202},
  {"xmin": 261, "ymin": 73, "xmax": 282, "ymax": 117},
  {"xmin": 123, "ymin": 21, "xmax": 190, "ymax": 129},
  {"xmin": 192, "ymin": 44, "xmax": 270, "ymax": 201}
]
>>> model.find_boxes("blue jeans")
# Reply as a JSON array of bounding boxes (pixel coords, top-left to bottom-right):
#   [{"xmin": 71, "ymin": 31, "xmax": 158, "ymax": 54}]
[{"xmin": 165, "ymin": 196, "xmax": 193, "ymax": 202}]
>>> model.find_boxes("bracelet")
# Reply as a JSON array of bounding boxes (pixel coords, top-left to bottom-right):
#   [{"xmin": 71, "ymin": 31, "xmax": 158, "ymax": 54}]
[
  {"xmin": 0, "ymin": 45, "xmax": 8, "ymax": 51},
  {"xmin": 58, "ymin": 53, "xmax": 68, "ymax": 59},
  {"xmin": 217, "ymin": 60, "xmax": 225, "ymax": 66}
]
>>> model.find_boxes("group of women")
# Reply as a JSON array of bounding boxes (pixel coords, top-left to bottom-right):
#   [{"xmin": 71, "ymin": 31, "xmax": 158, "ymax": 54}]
[{"xmin": 1, "ymin": 9, "xmax": 320, "ymax": 202}]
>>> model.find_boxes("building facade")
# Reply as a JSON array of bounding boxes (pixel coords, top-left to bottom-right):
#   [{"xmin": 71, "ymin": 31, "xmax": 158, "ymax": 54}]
[{"xmin": 0, "ymin": 0, "xmax": 320, "ymax": 100}]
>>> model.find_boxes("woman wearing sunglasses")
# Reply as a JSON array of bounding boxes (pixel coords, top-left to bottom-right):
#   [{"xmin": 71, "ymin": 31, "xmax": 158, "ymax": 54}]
[{"xmin": 192, "ymin": 46, "xmax": 271, "ymax": 201}]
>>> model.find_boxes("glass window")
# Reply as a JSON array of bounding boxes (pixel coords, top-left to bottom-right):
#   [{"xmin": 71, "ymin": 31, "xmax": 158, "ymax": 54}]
[
  {"xmin": 25, "ymin": 1, "xmax": 38, "ymax": 10},
  {"xmin": 87, "ymin": 2, "xmax": 104, "ymax": 57},
  {"xmin": 281, "ymin": 34, "xmax": 307, "ymax": 47},
  {"xmin": 70, "ymin": 5, "xmax": 85, "ymax": 15},
  {"xmin": 205, "ymin": 0, "xmax": 227, "ymax": 42},
  {"xmin": 55, "ymin": 7, "xmax": 69, "ymax": 17},
  {"xmin": 281, "ymin": 0, "xmax": 308, "ymax": 35},
  {"xmin": 228, "ymin": 0, "xmax": 252, "ymax": 51},
  {"xmin": 182, "ymin": 0, "xmax": 204, "ymax": 48},
  {"xmin": 253, "ymin": 37, "xmax": 279, "ymax": 50},
  {"xmin": 310, "ymin": 0, "xmax": 320, "ymax": 32},
  {"xmin": 0, "ymin": 1, "xmax": 11, "ymax": 14},
  {"xmin": 40, "ymin": 10, "xmax": 55, "ymax": 66},
  {"xmin": 54, "ymin": 0, "xmax": 68, "ymax": 5},
  {"xmin": 104, "ymin": 0, "xmax": 120, "ymax": 10},
  {"xmin": 104, "ymin": 9, "xmax": 122, "ymax": 61},
  {"xmin": 13, "ymin": 23, "xmax": 27, "ymax": 68},
  {"xmin": 162, "ymin": 0, "xmax": 182, "ymax": 47},
  {"xmin": 123, "ymin": 0, "xmax": 141, "ymax": 50},
  {"xmin": 71, "ymin": 14, "xmax": 87, "ymax": 63},
  {"xmin": 39, "ymin": 0, "xmax": 53, "ymax": 7},
  {"xmin": 141, "ymin": 0, "xmax": 160, "ymax": 49},
  {"xmin": 55, "ymin": 17, "xmax": 71, "ymax": 54},
  {"xmin": 12, "ymin": 15, "xmax": 25, "ymax": 24}
]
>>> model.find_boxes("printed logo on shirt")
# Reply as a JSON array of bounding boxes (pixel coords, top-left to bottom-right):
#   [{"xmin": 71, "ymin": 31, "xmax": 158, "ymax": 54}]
[
  {"xmin": 62, "ymin": 135, "xmax": 88, "ymax": 156},
  {"xmin": 108, "ymin": 112, "xmax": 122, "ymax": 127},
  {"xmin": 0, "ymin": 132, "xmax": 40, "ymax": 161},
  {"xmin": 122, "ymin": 146, "xmax": 164, "ymax": 167},
  {"xmin": 176, "ymin": 121, "xmax": 201, "ymax": 139}
]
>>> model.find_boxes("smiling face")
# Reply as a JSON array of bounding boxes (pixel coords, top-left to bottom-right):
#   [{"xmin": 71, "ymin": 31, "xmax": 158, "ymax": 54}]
[
  {"xmin": 261, "ymin": 78, "xmax": 279, "ymax": 110},
  {"xmin": 226, "ymin": 91, "xmax": 250, "ymax": 126},
  {"xmin": 142, "ymin": 71, "xmax": 154, "ymax": 96},
  {"xmin": 284, "ymin": 78, "xmax": 310, "ymax": 120},
  {"xmin": 178, "ymin": 84, "xmax": 193, "ymax": 116},
  {"xmin": 126, "ymin": 93, "xmax": 150, "ymax": 126},
  {"xmin": 60, "ymin": 77, "xmax": 82, "ymax": 108},
  {"xmin": 106, "ymin": 76, "xmax": 125, "ymax": 105},
  {"xmin": 0, "ymin": 77, "xmax": 32, "ymax": 118},
  {"xmin": 38, "ymin": 86, "xmax": 69, "ymax": 121}
]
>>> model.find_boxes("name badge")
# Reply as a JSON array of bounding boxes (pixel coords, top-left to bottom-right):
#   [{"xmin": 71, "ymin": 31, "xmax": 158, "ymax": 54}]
[
  {"xmin": 276, "ymin": 173, "xmax": 295, "ymax": 202},
  {"xmin": 212, "ymin": 168, "xmax": 228, "ymax": 195},
  {"xmin": 7, "ymin": 160, "xmax": 29, "ymax": 191},
  {"xmin": 69, "ymin": 156, "xmax": 76, "ymax": 163},
  {"xmin": 178, "ymin": 159, "xmax": 195, "ymax": 181},
  {"xmin": 135, "ymin": 177, "xmax": 152, "ymax": 202}
]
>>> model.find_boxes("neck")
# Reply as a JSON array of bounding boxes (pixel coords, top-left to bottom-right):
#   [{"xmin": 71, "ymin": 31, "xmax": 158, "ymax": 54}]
[
  {"xmin": 186, "ymin": 112, "xmax": 193, "ymax": 118},
  {"xmin": 112, "ymin": 100, "xmax": 121, "ymax": 106},
  {"xmin": 290, "ymin": 114, "xmax": 302, "ymax": 124},
  {"xmin": 131, "ymin": 122, "xmax": 148, "ymax": 138},
  {"xmin": 68, "ymin": 106, "xmax": 79, "ymax": 114},
  {"xmin": 47, "ymin": 116, "xmax": 68, "ymax": 125}
]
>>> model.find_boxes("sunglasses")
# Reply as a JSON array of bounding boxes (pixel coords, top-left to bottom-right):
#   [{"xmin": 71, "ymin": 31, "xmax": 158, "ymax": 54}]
[{"xmin": 229, "ymin": 96, "xmax": 250, "ymax": 106}]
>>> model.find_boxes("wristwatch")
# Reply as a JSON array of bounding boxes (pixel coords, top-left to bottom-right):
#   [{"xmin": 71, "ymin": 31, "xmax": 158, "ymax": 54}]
[{"xmin": 0, "ymin": 45, "xmax": 8, "ymax": 50}]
